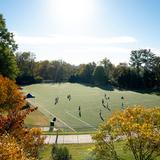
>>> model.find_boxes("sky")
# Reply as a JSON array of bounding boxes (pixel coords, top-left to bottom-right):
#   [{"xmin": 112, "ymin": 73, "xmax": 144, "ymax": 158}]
[{"xmin": 0, "ymin": 0, "xmax": 160, "ymax": 65}]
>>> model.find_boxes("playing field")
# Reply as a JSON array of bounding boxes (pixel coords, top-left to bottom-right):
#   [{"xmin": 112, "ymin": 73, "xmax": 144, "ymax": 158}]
[{"xmin": 24, "ymin": 83, "xmax": 160, "ymax": 132}]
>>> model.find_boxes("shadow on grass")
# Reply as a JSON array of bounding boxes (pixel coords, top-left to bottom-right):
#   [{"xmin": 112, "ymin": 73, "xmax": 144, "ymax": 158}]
[
  {"xmin": 78, "ymin": 82, "xmax": 114, "ymax": 91},
  {"xmin": 133, "ymin": 89, "xmax": 160, "ymax": 96},
  {"xmin": 24, "ymin": 82, "xmax": 160, "ymax": 96},
  {"xmin": 114, "ymin": 87, "xmax": 160, "ymax": 96},
  {"xmin": 75, "ymin": 82, "xmax": 160, "ymax": 96}
]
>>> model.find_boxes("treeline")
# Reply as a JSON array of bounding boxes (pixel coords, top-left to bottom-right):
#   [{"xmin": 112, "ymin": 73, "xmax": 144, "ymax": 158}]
[
  {"xmin": 0, "ymin": 14, "xmax": 160, "ymax": 90},
  {"xmin": 14, "ymin": 49, "xmax": 160, "ymax": 90},
  {"xmin": 15, "ymin": 52, "xmax": 76, "ymax": 84},
  {"xmin": 68, "ymin": 50, "xmax": 160, "ymax": 89},
  {"xmin": 6, "ymin": 50, "xmax": 160, "ymax": 90}
]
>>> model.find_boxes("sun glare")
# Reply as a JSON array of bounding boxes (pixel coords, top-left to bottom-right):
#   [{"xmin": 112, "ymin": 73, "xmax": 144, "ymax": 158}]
[{"xmin": 52, "ymin": 0, "xmax": 95, "ymax": 25}]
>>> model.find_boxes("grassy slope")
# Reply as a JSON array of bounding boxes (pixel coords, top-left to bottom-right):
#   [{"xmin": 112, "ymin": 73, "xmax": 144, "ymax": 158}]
[
  {"xmin": 39, "ymin": 144, "xmax": 92, "ymax": 160},
  {"xmin": 25, "ymin": 109, "xmax": 49, "ymax": 126},
  {"xmin": 24, "ymin": 83, "xmax": 160, "ymax": 132},
  {"xmin": 39, "ymin": 142, "xmax": 160, "ymax": 160},
  {"xmin": 39, "ymin": 144, "xmax": 113, "ymax": 160}
]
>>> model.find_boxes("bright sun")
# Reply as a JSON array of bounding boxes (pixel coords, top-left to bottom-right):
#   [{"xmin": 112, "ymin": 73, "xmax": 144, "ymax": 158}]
[{"xmin": 52, "ymin": 0, "xmax": 95, "ymax": 24}]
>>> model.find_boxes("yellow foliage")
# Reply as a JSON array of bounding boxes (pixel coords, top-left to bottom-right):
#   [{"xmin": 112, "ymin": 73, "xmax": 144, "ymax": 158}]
[
  {"xmin": 0, "ymin": 76, "xmax": 44, "ymax": 160},
  {"xmin": 107, "ymin": 106, "xmax": 160, "ymax": 141},
  {"xmin": 93, "ymin": 106, "xmax": 160, "ymax": 160},
  {"xmin": 0, "ymin": 134, "xmax": 29, "ymax": 160}
]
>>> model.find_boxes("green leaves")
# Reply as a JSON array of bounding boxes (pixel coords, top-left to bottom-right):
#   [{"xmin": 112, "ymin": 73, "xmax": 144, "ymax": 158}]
[{"xmin": 0, "ymin": 14, "xmax": 19, "ymax": 79}]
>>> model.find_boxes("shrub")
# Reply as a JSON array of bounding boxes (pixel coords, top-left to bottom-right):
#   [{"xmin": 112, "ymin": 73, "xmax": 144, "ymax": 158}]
[{"xmin": 51, "ymin": 144, "xmax": 72, "ymax": 160}]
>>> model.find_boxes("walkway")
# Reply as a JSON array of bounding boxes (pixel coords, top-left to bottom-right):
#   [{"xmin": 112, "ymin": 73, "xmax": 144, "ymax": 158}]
[{"xmin": 44, "ymin": 134, "xmax": 94, "ymax": 144}]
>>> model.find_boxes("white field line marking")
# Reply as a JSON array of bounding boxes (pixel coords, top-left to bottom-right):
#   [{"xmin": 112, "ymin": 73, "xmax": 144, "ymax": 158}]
[
  {"xmin": 28, "ymin": 100, "xmax": 76, "ymax": 132},
  {"xmin": 65, "ymin": 111, "xmax": 96, "ymax": 130},
  {"xmin": 39, "ymin": 106, "xmax": 76, "ymax": 132}
]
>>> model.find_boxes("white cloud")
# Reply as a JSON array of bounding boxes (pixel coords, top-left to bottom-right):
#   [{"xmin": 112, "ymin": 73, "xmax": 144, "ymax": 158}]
[
  {"xmin": 18, "ymin": 44, "xmax": 132, "ymax": 65},
  {"xmin": 14, "ymin": 34, "xmax": 137, "ymax": 45},
  {"xmin": 14, "ymin": 33, "xmax": 137, "ymax": 65},
  {"xmin": 55, "ymin": 46, "xmax": 132, "ymax": 65},
  {"xmin": 150, "ymin": 48, "xmax": 160, "ymax": 56}
]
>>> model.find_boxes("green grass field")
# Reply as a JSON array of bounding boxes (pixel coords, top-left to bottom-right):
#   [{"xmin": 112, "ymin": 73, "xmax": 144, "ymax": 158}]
[
  {"xmin": 24, "ymin": 83, "xmax": 160, "ymax": 132},
  {"xmin": 39, "ymin": 142, "xmax": 160, "ymax": 160},
  {"xmin": 39, "ymin": 144, "xmax": 93, "ymax": 160},
  {"xmin": 25, "ymin": 109, "xmax": 49, "ymax": 127}
]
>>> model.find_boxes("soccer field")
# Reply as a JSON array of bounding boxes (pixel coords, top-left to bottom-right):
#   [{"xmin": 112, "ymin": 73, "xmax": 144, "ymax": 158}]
[{"xmin": 24, "ymin": 83, "xmax": 160, "ymax": 132}]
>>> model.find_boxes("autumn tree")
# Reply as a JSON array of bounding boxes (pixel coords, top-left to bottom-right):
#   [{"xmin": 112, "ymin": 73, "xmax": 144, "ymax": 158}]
[
  {"xmin": 93, "ymin": 106, "xmax": 160, "ymax": 160},
  {"xmin": 0, "ymin": 76, "xmax": 44, "ymax": 160}
]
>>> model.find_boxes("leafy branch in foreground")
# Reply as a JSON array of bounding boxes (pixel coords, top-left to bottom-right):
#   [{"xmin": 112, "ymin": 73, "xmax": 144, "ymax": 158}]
[
  {"xmin": 0, "ymin": 76, "xmax": 44, "ymax": 160},
  {"xmin": 92, "ymin": 106, "xmax": 160, "ymax": 160}
]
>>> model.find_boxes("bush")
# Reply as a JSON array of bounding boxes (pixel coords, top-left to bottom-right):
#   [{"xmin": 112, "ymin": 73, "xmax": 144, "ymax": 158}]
[{"xmin": 51, "ymin": 144, "xmax": 72, "ymax": 160}]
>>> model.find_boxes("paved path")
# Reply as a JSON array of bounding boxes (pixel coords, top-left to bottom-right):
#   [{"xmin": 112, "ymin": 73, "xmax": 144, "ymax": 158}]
[{"xmin": 44, "ymin": 134, "xmax": 94, "ymax": 144}]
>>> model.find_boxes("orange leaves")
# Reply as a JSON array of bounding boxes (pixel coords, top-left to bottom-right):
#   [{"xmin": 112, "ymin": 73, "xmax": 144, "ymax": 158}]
[
  {"xmin": 0, "ymin": 76, "xmax": 44, "ymax": 160},
  {"xmin": 0, "ymin": 134, "xmax": 29, "ymax": 160},
  {"xmin": 0, "ymin": 75, "xmax": 25, "ymax": 111}
]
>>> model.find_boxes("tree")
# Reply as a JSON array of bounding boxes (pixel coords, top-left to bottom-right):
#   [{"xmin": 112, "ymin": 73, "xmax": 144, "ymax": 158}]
[
  {"xmin": 77, "ymin": 63, "xmax": 96, "ymax": 83},
  {"xmin": 0, "ymin": 14, "xmax": 19, "ymax": 79},
  {"xmin": 100, "ymin": 58, "xmax": 113, "ymax": 81},
  {"xmin": 141, "ymin": 49, "xmax": 155, "ymax": 71},
  {"xmin": 112, "ymin": 63, "xmax": 143, "ymax": 89},
  {"xmin": 130, "ymin": 49, "xmax": 156, "ymax": 73},
  {"xmin": 152, "ymin": 56, "xmax": 160, "ymax": 87},
  {"xmin": 93, "ymin": 106, "xmax": 160, "ymax": 160},
  {"xmin": 0, "ymin": 76, "xmax": 44, "ymax": 159},
  {"xmin": 35, "ymin": 60, "xmax": 75, "ymax": 83},
  {"xmin": 36, "ymin": 60, "xmax": 50, "ymax": 80},
  {"xmin": 93, "ymin": 66, "xmax": 106, "ymax": 85},
  {"xmin": 130, "ymin": 50, "xmax": 144, "ymax": 73},
  {"xmin": 0, "ymin": 75, "xmax": 25, "ymax": 111},
  {"xmin": 16, "ymin": 52, "xmax": 37, "ymax": 84}
]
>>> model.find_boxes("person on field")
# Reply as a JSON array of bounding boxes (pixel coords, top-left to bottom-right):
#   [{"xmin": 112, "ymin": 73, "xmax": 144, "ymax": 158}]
[
  {"xmin": 121, "ymin": 102, "xmax": 124, "ymax": 110},
  {"xmin": 67, "ymin": 94, "xmax": 71, "ymax": 101},
  {"xmin": 102, "ymin": 98, "xmax": 104, "ymax": 105},
  {"xmin": 121, "ymin": 96, "xmax": 124, "ymax": 100},
  {"xmin": 99, "ymin": 109, "xmax": 104, "ymax": 121},
  {"xmin": 102, "ymin": 103, "xmax": 106, "ymax": 108},
  {"xmin": 79, "ymin": 111, "xmax": 81, "ymax": 117},
  {"xmin": 104, "ymin": 94, "xmax": 110, "ymax": 100},
  {"xmin": 54, "ymin": 97, "xmax": 59, "ymax": 105},
  {"xmin": 102, "ymin": 96, "xmax": 111, "ymax": 111},
  {"xmin": 78, "ymin": 106, "xmax": 81, "ymax": 117},
  {"xmin": 106, "ymin": 102, "xmax": 111, "ymax": 111},
  {"xmin": 121, "ymin": 96, "xmax": 125, "ymax": 109},
  {"xmin": 104, "ymin": 94, "xmax": 107, "ymax": 100}
]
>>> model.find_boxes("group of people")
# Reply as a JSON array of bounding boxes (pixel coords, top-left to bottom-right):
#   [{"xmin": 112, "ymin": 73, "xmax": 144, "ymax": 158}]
[
  {"xmin": 54, "ymin": 93, "xmax": 125, "ymax": 121},
  {"xmin": 99, "ymin": 94, "xmax": 125, "ymax": 121},
  {"xmin": 102, "ymin": 94, "xmax": 111, "ymax": 111},
  {"xmin": 54, "ymin": 94, "xmax": 72, "ymax": 105},
  {"xmin": 54, "ymin": 94, "xmax": 82, "ymax": 118}
]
